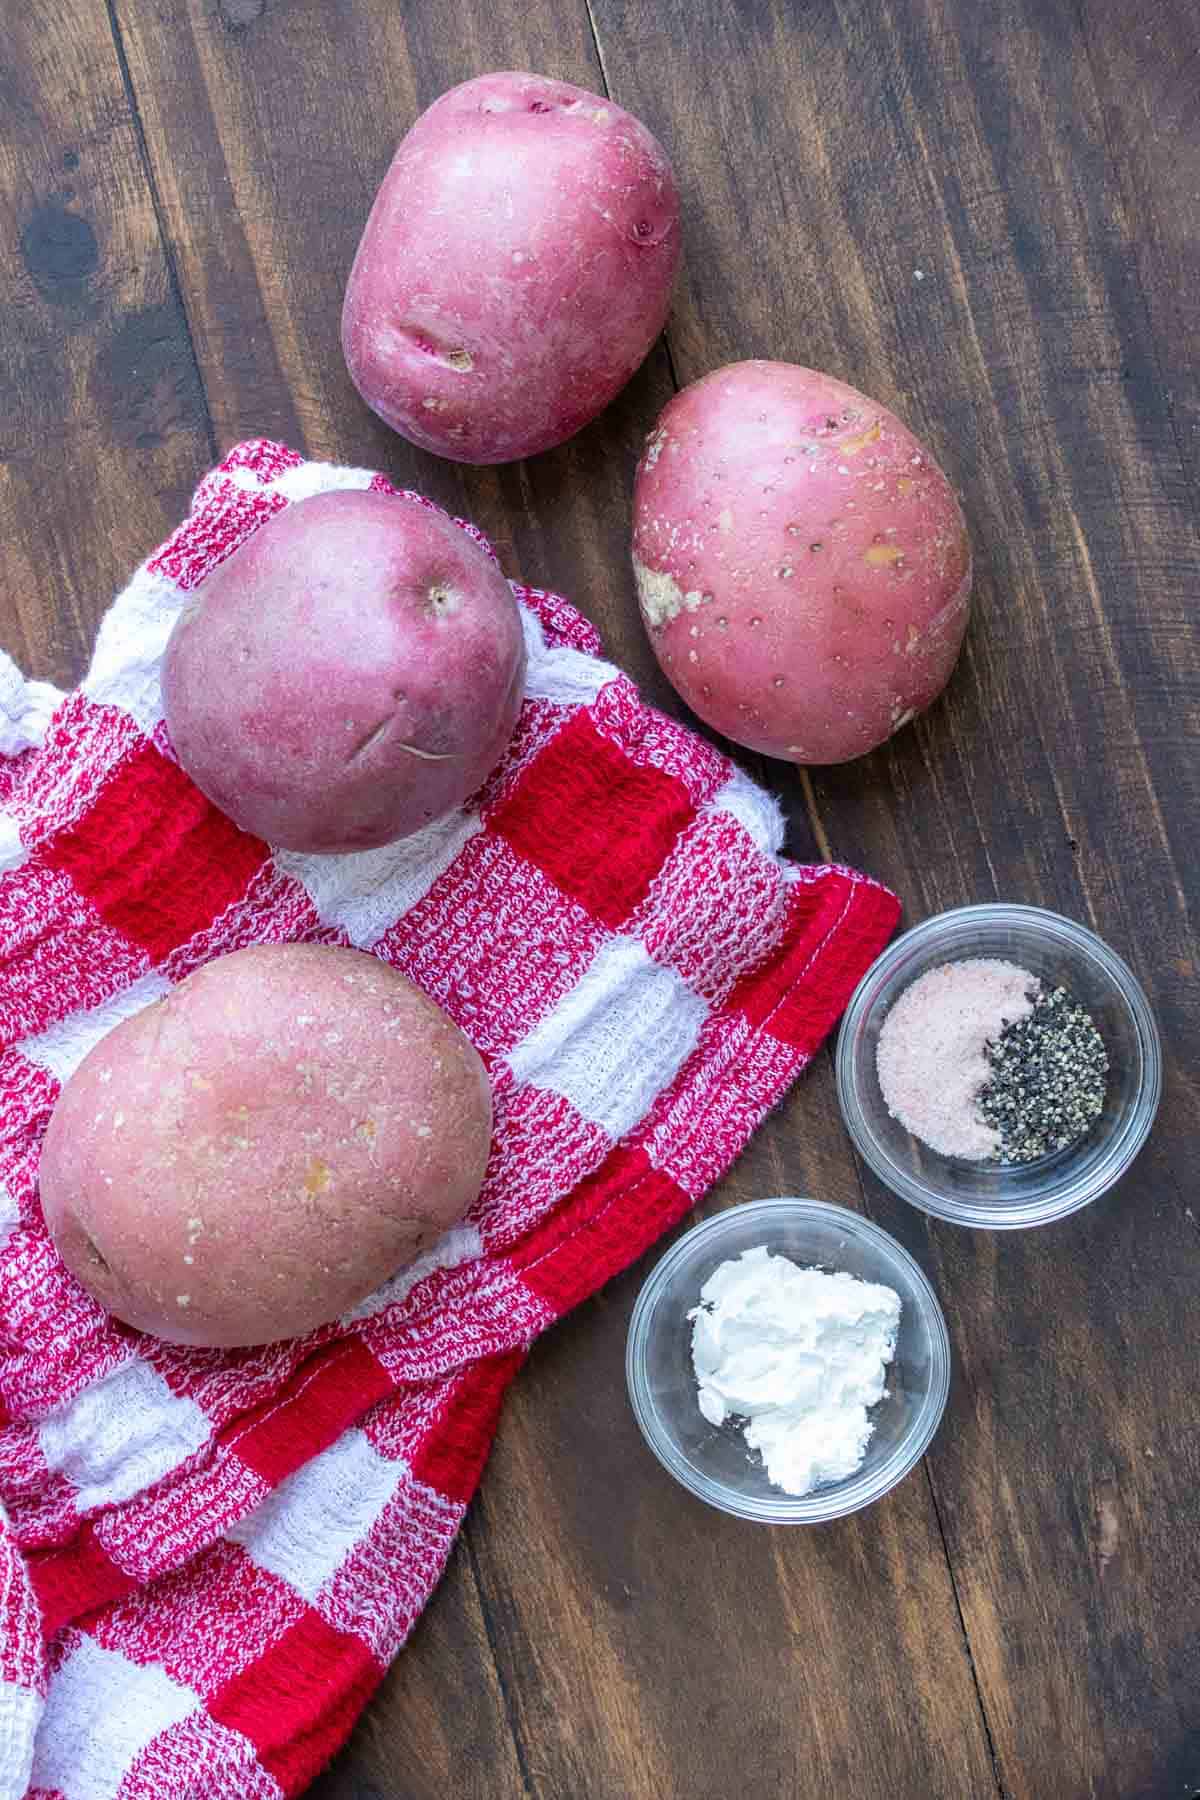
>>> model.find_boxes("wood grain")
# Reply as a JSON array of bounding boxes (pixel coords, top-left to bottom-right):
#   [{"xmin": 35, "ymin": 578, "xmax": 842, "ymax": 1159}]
[
  {"xmin": 2, "ymin": 0, "xmax": 1197, "ymax": 1795},
  {"xmin": 1077, "ymin": 0, "xmax": 1200, "ymax": 509},
  {"xmin": 0, "ymin": 0, "xmax": 211, "ymax": 687},
  {"xmin": 589, "ymin": 0, "xmax": 1200, "ymax": 1795},
  {"xmin": 109, "ymin": 2, "xmax": 1000, "ymax": 1794}
]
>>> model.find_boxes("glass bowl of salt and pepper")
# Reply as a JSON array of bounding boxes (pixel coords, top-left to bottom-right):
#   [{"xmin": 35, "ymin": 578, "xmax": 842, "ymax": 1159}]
[{"xmin": 836, "ymin": 904, "xmax": 1161, "ymax": 1229}]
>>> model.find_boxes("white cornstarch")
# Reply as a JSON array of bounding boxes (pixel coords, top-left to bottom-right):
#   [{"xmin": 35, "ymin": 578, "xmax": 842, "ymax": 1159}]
[{"xmin": 689, "ymin": 1246, "xmax": 901, "ymax": 1497}]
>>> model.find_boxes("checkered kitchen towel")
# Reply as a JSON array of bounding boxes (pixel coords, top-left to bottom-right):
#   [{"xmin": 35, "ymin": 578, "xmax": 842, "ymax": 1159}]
[{"xmin": 0, "ymin": 441, "xmax": 899, "ymax": 1798}]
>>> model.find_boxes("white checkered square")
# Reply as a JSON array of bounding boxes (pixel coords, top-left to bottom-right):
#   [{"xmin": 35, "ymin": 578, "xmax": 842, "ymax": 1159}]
[
  {"xmin": 0, "ymin": 648, "xmax": 60, "ymax": 758},
  {"xmin": 82, "ymin": 567, "xmax": 186, "ymax": 739},
  {"xmin": 0, "ymin": 1678, "xmax": 39, "ymax": 1797},
  {"xmin": 229, "ymin": 457, "xmax": 374, "ymax": 507},
  {"xmin": 31, "ymin": 1632, "xmax": 200, "ymax": 1800},
  {"xmin": 0, "ymin": 810, "xmax": 25, "ymax": 874},
  {"xmin": 519, "ymin": 604, "xmax": 618, "ymax": 708},
  {"xmin": 275, "ymin": 807, "xmax": 482, "ymax": 949},
  {"xmin": 39, "ymin": 1355, "xmax": 212, "ymax": 1513},
  {"xmin": 0, "ymin": 1180, "xmax": 20, "ymax": 1246},
  {"xmin": 505, "ymin": 935, "xmax": 709, "ymax": 1139},
  {"xmin": 708, "ymin": 766, "xmax": 786, "ymax": 853},
  {"xmin": 228, "ymin": 1427, "xmax": 402, "ymax": 1603},
  {"xmin": 316, "ymin": 1469, "xmax": 463, "ymax": 1665},
  {"xmin": 18, "ymin": 968, "xmax": 172, "ymax": 1086}
]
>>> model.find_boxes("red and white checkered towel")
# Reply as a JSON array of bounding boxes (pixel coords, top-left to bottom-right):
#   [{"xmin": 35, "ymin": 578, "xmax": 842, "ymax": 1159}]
[{"xmin": 0, "ymin": 440, "xmax": 899, "ymax": 1798}]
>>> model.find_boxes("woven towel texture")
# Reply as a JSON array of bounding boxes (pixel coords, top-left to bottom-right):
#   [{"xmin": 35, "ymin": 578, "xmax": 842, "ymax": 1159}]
[{"xmin": 0, "ymin": 441, "xmax": 899, "ymax": 1798}]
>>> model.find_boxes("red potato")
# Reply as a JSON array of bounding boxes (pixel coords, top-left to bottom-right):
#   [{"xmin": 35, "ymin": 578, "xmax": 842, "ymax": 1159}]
[
  {"xmin": 342, "ymin": 71, "xmax": 680, "ymax": 464},
  {"xmin": 163, "ymin": 490, "xmax": 526, "ymax": 852},
  {"xmin": 632, "ymin": 361, "xmax": 972, "ymax": 763},
  {"xmin": 39, "ymin": 944, "xmax": 493, "ymax": 1348}
]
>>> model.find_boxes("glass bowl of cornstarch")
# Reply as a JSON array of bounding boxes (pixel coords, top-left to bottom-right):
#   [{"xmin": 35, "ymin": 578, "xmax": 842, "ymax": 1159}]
[
  {"xmin": 836, "ymin": 903, "xmax": 1161, "ymax": 1229},
  {"xmin": 626, "ymin": 1198, "xmax": 950, "ymax": 1523}
]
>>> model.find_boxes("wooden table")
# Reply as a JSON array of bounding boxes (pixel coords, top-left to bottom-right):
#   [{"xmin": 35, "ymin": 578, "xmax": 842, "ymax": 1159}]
[{"xmin": 2, "ymin": 3, "xmax": 1196, "ymax": 1796}]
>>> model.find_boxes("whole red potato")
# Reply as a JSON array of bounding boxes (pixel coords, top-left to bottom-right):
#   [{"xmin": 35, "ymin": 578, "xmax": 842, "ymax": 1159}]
[
  {"xmin": 632, "ymin": 362, "xmax": 972, "ymax": 763},
  {"xmin": 39, "ymin": 944, "xmax": 492, "ymax": 1348},
  {"xmin": 163, "ymin": 490, "xmax": 526, "ymax": 852},
  {"xmin": 342, "ymin": 71, "xmax": 680, "ymax": 464}
]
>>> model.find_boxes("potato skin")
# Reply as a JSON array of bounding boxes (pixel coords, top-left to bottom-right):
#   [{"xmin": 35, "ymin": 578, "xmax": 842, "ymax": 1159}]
[
  {"xmin": 632, "ymin": 361, "xmax": 972, "ymax": 763},
  {"xmin": 341, "ymin": 70, "xmax": 680, "ymax": 464},
  {"xmin": 162, "ymin": 490, "xmax": 526, "ymax": 853},
  {"xmin": 38, "ymin": 945, "xmax": 492, "ymax": 1348}
]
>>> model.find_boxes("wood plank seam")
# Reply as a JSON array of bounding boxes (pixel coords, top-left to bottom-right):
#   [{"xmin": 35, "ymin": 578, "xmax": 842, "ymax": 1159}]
[
  {"xmin": 463, "ymin": 1517, "xmax": 539, "ymax": 1800},
  {"xmin": 579, "ymin": 4, "xmax": 1016, "ymax": 1787},
  {"xmin": 1068, "ymin": 0, "xmax": 1200, "ymax": 513},
  {"xmin": 919, "ymin": 1463, "xmax": 1008, "ymax": 1800},
  {"xmin": 836, "ymin": 1054, "xmax": 1009, "ymax": 1800},
  {"xmin": 103, "ymin": 0, "xmax": 218, "ymax": 465}
]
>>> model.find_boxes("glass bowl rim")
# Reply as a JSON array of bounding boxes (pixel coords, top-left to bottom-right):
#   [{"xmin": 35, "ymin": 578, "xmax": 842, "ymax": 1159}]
[
  {"xmin": 835, "ymin": 902, "xmax": 1163, "ymax": 1229},
  {"xmin": 625, "ymin": 1197, "xmax": 952, "ymax": 1523}
]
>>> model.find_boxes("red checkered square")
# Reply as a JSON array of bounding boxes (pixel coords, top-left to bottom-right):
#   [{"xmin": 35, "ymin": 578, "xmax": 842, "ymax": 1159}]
[
  {"xmin": 509, "ymin": 1142, "xmax": 690, "ymax": 1314},
  {"xmin": 729, "ymin": 871, "xmax": 897, "ymax": 1051},
  {"xmin": 208, "ymin": 1607, "xmax": 381, "ymax": 1793},
  {"xmin": 222, "ymin": 1338, "xmax": 392, "ymax": 1488},
  {"xmin": 30, "ymin": 1522, "xmax": 138, "ymax": 1638},
  {"xmin": 474, "ymin": 695, "xmax": 573, "ymax": 816},
  {"xmin": 409, "ymin": 1352, "xmax": 525, "ymax": 1504},
  {"xmin": 43, "ymin": 743, "xmax": 268, "ymax": 964},
  {"xmin": 491, "ymin": 709, "xmax": 695, "ymax": 928}
]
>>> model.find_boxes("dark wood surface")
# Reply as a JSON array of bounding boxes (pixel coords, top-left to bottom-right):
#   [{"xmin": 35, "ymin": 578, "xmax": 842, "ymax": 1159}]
[{"xmin": 2, "ymin": 2, "xmax": 1197, "ymax": 1795}]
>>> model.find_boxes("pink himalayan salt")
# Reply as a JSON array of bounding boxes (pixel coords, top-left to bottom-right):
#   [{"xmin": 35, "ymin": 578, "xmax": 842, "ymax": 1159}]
[{"xmin": 876, "ymin": 958, "xmax": 1040, "ymax": 1160}]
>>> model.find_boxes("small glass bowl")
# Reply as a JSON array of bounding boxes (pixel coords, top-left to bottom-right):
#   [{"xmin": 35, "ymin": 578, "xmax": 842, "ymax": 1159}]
[
  {"xmin": 836, "ymin": 903, "xmax": 1161, "ymax": 1230},
  {"xmin": 625, "ymin": 1198, "xmax": 950, "ymax": 1523}
]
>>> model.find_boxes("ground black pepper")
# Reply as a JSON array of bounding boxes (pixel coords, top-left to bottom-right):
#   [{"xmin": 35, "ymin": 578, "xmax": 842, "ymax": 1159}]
[{"xmin": 978, "ymin": 984, "xmax": 1108, "ymax": 1163}]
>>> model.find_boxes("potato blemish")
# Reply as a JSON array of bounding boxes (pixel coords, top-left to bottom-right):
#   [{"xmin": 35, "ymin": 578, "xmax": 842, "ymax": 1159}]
[
  {"xmin": 633, "ymin": 557, "xmax": 709, "ymax": 628},
  {"xmin": 840, "ymin": 419, "xmax": 882, "ymax": 456}
]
